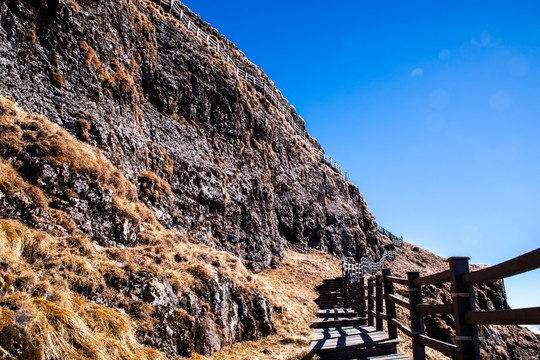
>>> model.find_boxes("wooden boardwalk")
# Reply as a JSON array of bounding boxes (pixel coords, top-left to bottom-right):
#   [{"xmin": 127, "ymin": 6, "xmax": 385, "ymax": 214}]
[{"xmin": 307, "ymin": 278, "xmax": 410, "ymax": 360}]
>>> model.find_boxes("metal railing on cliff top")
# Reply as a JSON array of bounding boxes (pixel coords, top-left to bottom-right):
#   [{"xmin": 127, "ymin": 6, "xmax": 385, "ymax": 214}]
[
  {"xmin": 343, "ymin": 227, "xmax": 403, "ymax": 278},
  {"xmin": 155, "ymin": 0, "xmax": 348, "ymax": 180}
]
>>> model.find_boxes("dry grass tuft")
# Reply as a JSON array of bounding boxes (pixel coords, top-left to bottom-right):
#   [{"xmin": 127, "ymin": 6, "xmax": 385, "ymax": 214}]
[
  {"xmin": 111, "ymin": 59, "xmax": 136, "ymax": 96},
  {"xmin": 3, "ymin": 294, "xmax": 164, "ymax": 360},
  {"xmin": 0, "ymin": 159, "xmax": 49, "ymax": 208},
  {"xmin": 0, "ymin": 95, "xmax": 153, "ymax": 232},
  {"xmin": 78, "ymin": 40, "xmax": 115, "ymax": 86},
  {"xmin": 50, "ymin": 71, "xmax": 64, "ymax": 88},
  {"xmin": 0, "ymin": 219, "xmax": 55, "ymax": 263},
  {"xmin": 138, "ymin": 171, "xmax": 172, "ymax": 204},
  {"xmin": 193, "ymin": 250, "xmax": 342, "ymax": 360},
  {"xmin": 76, "ymin": 118, "xmax": 90, "ymax": 141}
]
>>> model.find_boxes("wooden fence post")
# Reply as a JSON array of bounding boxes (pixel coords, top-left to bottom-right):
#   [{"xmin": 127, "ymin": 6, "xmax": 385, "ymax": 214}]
[
  {"xmin": 375, "ymin": 274, "xmax": 384, "ymax": 331},
  {"xmin": 367, "ymin": 278, "xmax": 374, "ymax": 327},
  {"xmin": 448, "ymin": 257, "xmax": 480, "ymax": 360},
  {"xmin": 359, "ymin": 276, "xmax": 366, "ymax": 317},
  {"xmin": 408, "ymin": 271, "xmax": 426, "ymax": 360},
  {"xmin": 351, "ymin": 266, "xmax": 358, "ymax": 310},
  {"xmin": 342, "ymin": 263, "xmax": 349, "ymax": 304},
  {"xmin": 382, "ymin": 268, "xmax": 397, "ymax": 339}
]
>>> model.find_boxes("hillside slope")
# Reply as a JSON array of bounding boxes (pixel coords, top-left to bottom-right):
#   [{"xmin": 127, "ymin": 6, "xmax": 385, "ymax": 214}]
[
  {"xmin": 1, "ymin": 0, "xmax": 538, "ymax": 359},
  {"xmin": 0, "ymin": 0, "xmax": 384, "ymax": 274}
]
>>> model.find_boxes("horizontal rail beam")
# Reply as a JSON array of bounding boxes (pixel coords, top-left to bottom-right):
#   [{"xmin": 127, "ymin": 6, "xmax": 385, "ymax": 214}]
[
  {"xmin": 378, "ymin": 312, "xmax": 394, "ymax": 321},
  {"xmin": 465, "ymin": 307, "xmax": 540, "ymax": 325},
  {"xmin": 462, "ymin": 248, "xmax": 540, "ymax": 286},
  {"xmin": 414, "ymin": 269, "xmax": 451, "ymax": 286},
  {"xmin": 385, "ymin": 275, "xmax": 408, "ymax": 285},
  {"xmin": 391, "ymin": 318, "xmax": 412, "ymax": 338},
  {"xmin": 416, "ymin": 303, "xmax": 453, "ymax": 314},
  {"xmin": 388, "ymin": 294, "xmax": 410, "ymax": 310},
  {"xmin": 418, "ymin": 334, "xmax": 460, "ymax": 358}
]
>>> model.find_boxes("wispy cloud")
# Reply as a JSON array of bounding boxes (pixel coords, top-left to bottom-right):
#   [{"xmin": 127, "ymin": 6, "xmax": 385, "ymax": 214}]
[
  {"xmin": 439, "ymin": 49, "xmax": 451, "ymax": 60},
  {"xmin": 411, "ymin": 67, "xmax": 423, "ymax": 77}
]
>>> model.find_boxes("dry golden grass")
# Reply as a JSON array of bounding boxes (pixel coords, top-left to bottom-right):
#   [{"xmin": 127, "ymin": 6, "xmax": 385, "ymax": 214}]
[
  {"xmin": 138, "ymin": 171, "xmax": 172, "ymax": 204},
  {"xmin": 76, "ymin": 118, "xmax": 90, "ymax": 141},
  {"xmin": 50, "ymin": 71, "xmax": 64, "ymax": 88},
  {"xmin": 0, "ymin": 159, "xmax": 49, "ymax": 209},
  {"xmin": 0, "ymin": 219, "xmax": 164, "ymax": 359},
  {"xmin": 0, "ymin": 95, "xmax": 162, "ymax": 235},
  {"xmin": 78, "ymin": 40, "xmax": 115, "ymax": 86},
  {"xmin": 0, "ymin": 95, "xmax": 346, "ymax": 359},
  {"xmin": 192, "ymin": 250, "xmax": 342, "ymax": 360}
]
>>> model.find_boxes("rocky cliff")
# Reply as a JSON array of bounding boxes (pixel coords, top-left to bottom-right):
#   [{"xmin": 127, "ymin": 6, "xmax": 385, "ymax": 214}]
[
  {"xmin": 0, "ymin": 0, "xmax": 538, "ymax": 359},
  {"xmin": 0, "ymin": 0, "xmax": 382, "ymax": 273},
  {"xmin": 0, "ymin": 0, "xmax": 383, "ymax": 358}
]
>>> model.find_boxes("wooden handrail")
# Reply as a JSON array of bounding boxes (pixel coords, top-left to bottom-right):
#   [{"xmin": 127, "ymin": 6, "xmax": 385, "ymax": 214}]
[
  {"xmin": 388, "ymin": 294, "xmax": 410, "ymax": 310},
  {"xmin": 465, "ymin": 307, "xmax": 540, "ymax": 325},
  {"xmin": 391, "ymin": 318, "xmax": 412, "ymax": 337},
  {"xmin": 385, "ymin": 275, "xmax": 408, "ymax": 285},
  {"xmin": 462, "ymin": 248, "xmax": 540, "ymax": 286},
  {"xmin": 418, "ymin": 335, "xmax": 460, "ymax": 358},
  {"xmin": 416, "ymin": 303, "xmax": 453, "ymax": 314},
  {"xmin": 344, "ymin": 248, "xmax": 540, "ymax": 360},
  {"xmin": 413, "ymin": 269, "xmax": 451, "ymax": 286}
]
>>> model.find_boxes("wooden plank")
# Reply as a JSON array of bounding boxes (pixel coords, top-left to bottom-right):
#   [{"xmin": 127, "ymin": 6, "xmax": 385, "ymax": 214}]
[
  {"xmin": 386, "ymin": 275, "xmax": 408, "ymax": 285},
  {"xmin": 355, "ymin": 355, "xmax": 410, "ymax": 360},
  {"xmin": 388, "ymin": 294, "xmax": 410, "ymax": 310},
  {"xmin": 462, "ymin": 248, "xmax": 540, "ymax": 285},
  {"xmin": 312, "ymin": 335, "xmax": 398, "ymax": 351},
  {"xmin": 465, "ymin": 307, "xmax": 540, "ymax": 325},
  {"xmin": 391, "ymin": 318, "xmax": 412, "ymax": 338},
  {"xmin": 416, "ymin": 303, "xmax": 453, "ymax": 314},
  {"xmin": 414, "ymin": 269, "xmax": 450, "ymax": 286},
  {"xmin": 418, "ymin": 334, "xmax": 460, "ymax": 358},
  {"xmin": 318, "ymin": 308, "xmax": 356, "ymax": 315},
  {"xmin": 311, "ymin": 325, "xmax": 384, "ymax": 341}
]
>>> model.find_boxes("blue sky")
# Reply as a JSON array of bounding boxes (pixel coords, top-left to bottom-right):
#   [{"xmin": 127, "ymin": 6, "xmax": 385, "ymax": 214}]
[{"xmin": 183, "ymin": 1, "xmax": 540, "ymax": 309}]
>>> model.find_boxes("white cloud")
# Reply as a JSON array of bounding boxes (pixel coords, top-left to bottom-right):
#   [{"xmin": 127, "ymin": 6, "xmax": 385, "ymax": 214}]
[
  {"xmin": 411, "ymin": 67, "xmax": 423, "ymax": 77},
  {"xmin": 439, "ymin": 49, "xmax": 451, "ymax": 60},
  {"xmin": 525, "ymin": 325, "xmax": 540, "ymax": 334}
]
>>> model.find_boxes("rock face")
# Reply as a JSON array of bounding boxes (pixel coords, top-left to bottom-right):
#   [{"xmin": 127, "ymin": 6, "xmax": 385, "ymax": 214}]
[
  {"xmin": 0, "ymin": 96, "xmax": 274, "ymax": 358},
  {"xmin": 1, "ymin": 1, "xmax": 537, "ymax": 359},
  {"xmin": 0, "ymin": 0, "xmax": 380, "ymax": 357},
  {"xmin": 0, "ymin": 0, "xmax": 380, "ymax": 273}
]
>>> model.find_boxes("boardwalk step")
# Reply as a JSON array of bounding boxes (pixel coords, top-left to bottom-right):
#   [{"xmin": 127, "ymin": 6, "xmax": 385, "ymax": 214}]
[
  {"xmin": 310, "ymin": 325, "xmax": 401, "ymax": 359},
  {"xmin": 317, "ymin": 308, "xmax": 358, "ymax": 317},
  {"xmin": 311, "ymin": 316, "xmax": 367, "ymax": 328},
  {"xmin": 347, "ymin": 354, "xmax": 410, "ymax": 360}
]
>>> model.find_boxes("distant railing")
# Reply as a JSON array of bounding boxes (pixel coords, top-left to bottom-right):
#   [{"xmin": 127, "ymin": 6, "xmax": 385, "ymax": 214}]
[
  {"xmin": 343, "ymin": 247, "xmax": 540, "ymax": 360},
  {"xmin": 377, "ymin": 225, "xmax": 403, "ymax": 247},
  {"xmin": 342, "ymin": 227, "xmax": 403, "ymax": 282},
  {"xmin": 154, "ymin": 0, "xmax": 348, "ymax": 181}
]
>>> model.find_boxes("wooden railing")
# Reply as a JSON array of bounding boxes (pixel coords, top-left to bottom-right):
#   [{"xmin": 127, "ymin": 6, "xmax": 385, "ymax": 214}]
[
  {"xmin": 152, "ymin": 0, "xmax": 349, "ymax": 180},
  {"xmin": 342, "ymin": 247, "xmax": 540, "ymax": 360}
]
